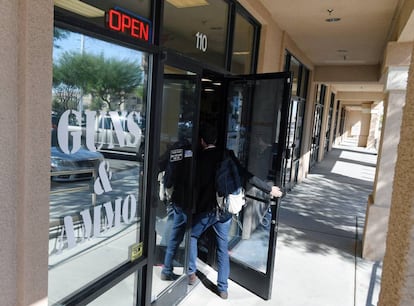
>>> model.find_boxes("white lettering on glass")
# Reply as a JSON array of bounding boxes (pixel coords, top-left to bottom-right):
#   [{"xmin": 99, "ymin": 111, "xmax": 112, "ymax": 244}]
[
  {"xmin": 57, "ymin": 109, "xmax": 142, "ymax": 154},
  {"xmin": 94, "ymin": 161, "xmax": 113, "ymax": 195},
  {"xmin": 85, "ymin": 110, "xmax": 97, "ymax": 152},
  {"xmin": 54, "ymin": 110, "xmax": 141, "ymax": 252},
  {"xmin": 126, "ymin": 112, "xmax": 141, "ymax": 146},
  {"xmin": 58, "ymin": 196, "xmax": 137, "ymax": 251},
  {"xmin": 122, "ymin": 194, "xmax": 137, "ymax": 224},
  {"xmin": 57, "ymin": 110, "xmax": 82, "ymax": 154},
  {"xmin": 195, "ymin": 32, "xmax": 208, "ymax": 52}
]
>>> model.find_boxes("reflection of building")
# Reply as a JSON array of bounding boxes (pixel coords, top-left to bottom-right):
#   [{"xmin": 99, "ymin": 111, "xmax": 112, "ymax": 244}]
[{"xmin": 2, "ymin": 1, "xmax": 414, "ymax": 305}]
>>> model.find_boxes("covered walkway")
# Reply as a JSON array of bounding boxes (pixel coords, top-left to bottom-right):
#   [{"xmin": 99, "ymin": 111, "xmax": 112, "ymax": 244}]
[{"xmin": 179, "ymin": 144, "xmax": 382, "ymax": 306}]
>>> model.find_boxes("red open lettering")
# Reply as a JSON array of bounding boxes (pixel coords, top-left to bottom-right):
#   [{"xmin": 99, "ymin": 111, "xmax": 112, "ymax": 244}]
[
  {"xmin": 107, "ymin": 9, "xmax": 151, "ymax": 42},
  {"xmin": 108, "ymin": 9, "xmax": 122, "ymax": 31},
  {"xmin": 121, "ymin": 14, "xmax": 131, "ymax": 32}
]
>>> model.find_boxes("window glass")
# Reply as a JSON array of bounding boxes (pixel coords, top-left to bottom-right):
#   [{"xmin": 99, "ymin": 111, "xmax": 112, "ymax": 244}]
[
  {"xmin": 54, "ymin": 0, "xmax": 152, "ymax": 42},
  {"xmin": 231, "ymin": 12, "xmax": 255, "ymax": 74},
  {"xmin": 88, "ymin": 272, "xmax": 138, "ymax": 306},
  {"xmin": 299, "ymin": 68, "xmax": 309, "ymax": 98},
  {"xmin": 49, "ymin": 27, "xmax": 149, "ymax": 304},
  {"xmin": 162, "ymin": 0, "xmax": 228, "ymax": 68},
  {"xmin": 289, "ymin": 56, "xmax": 300, "ymax": 96},
  {"xmin": 226, "ymin": 77, "xmax": 286, "ymax": 273},
  {"xmin": 151, "ymin": 65, "xmax": 197, "ymax": 302}
]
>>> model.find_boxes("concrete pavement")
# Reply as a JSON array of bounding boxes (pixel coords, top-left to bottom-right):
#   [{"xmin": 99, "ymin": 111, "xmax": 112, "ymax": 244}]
[{"xmin": 178, "ymin": 144, "xmax": 382, "ymax": 306}]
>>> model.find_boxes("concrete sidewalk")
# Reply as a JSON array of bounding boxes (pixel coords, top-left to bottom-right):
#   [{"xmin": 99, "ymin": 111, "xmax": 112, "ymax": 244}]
[{"xmin": 178, "ymin": 145, "xmax": 382, "ymax": 306}]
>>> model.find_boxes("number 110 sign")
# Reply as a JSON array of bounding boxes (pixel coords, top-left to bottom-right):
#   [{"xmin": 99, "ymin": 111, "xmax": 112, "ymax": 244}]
[{"xmin": 195, "ymin": 32, "xmax": 208, "ymax": 52}]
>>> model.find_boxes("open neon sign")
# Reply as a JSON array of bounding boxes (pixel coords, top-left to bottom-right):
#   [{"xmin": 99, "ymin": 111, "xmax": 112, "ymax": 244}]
[{"xmin": 106, "ymin": 8, "xmax": 151, "ymax": 42}]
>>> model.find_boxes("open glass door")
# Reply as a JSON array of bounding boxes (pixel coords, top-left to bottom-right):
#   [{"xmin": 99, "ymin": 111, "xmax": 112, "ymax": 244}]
[
  {"xmin": 282, "ymin": 96, "xmax": 305, "ymax": 191},
  {"xmin": 225, "ymin": 72, "xmax": 291, "ymax": 300},
  {"xmin": 151, "ymin": 64, "xmax": 200, "ymax": 305}
]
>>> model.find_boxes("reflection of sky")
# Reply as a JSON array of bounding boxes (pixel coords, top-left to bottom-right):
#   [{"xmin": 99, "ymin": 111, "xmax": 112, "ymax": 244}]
[{"xmin": 53, "ymin": 30, "xmax": 143, "ymax": 63}]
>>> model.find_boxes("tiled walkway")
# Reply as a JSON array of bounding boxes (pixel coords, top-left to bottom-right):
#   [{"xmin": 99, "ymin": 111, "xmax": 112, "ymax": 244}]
[{"xmin": 179, "ymin": 145, "xmax": 382, "ymax": 306}]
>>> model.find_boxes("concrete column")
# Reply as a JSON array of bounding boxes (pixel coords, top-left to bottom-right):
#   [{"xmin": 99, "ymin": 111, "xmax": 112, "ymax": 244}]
[
  {"xmin": 328, "ymin": 96, "xmax": 339, "ymax": 151},
  {"xmin": 317, "ymin": 86, "xmax": 330, "ymax": 161},
  {"xmin": 0, "ymin": 1, "xmax": 53, "ymax": 305},
  {"xmin": 362, "ymin": 68, "xmax": 408, "ymax": 260},
  {"xmin": 362, "ymin": 93, "xmax": 405, "ymax": 260},
  {"xmin": 366, "ymin": 102, "xmax": 382, "ymax": 150},
  {"xmin": 378, "ymin": 44, "xmax": 414, "ymax": 306},
  {"xmin": 358, "ymin": 103, "xmax": 372, "ymax": 147}
]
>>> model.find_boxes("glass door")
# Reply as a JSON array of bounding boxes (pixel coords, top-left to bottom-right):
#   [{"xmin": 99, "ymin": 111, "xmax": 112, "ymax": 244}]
[
  {"xmin": 151, "ymin": 64, "xmax": 200, "ymax": 305},
  {"xmin": 282, "ymin": 96, "xmax": 305, "ymax": 191},
  {"xmin": 310, "ymin": 85, "xmax": 326, "ymax": 169},
  {"xmin": 224, "ymin": 72, "xmax": 291, "ymax": 300}
]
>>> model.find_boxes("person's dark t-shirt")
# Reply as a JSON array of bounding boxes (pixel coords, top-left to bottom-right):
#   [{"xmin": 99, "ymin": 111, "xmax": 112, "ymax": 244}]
[
  {"xmin": 195, "ymin": 146, "xmax": 222, "ymax": 214},
  {"xmin": 195, "ymin": 146, "xmax": 273, "ymax": 215}
]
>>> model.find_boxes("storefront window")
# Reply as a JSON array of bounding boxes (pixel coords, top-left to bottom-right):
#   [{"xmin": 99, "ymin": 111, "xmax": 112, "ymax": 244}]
[
  {"xmin": 231, "ymin": 12, "xmax": 256, "ymax": 74},
  {"xmin": 88, "ymin": 272, "xmax": 138, "ymax": 305},
  {"xmin": 162, "ymin": 0, "xmax": 228, "ymax": 68},
  {"xmin": 49, "ymin": 27, "xmax": 149, "ymax": 304}
]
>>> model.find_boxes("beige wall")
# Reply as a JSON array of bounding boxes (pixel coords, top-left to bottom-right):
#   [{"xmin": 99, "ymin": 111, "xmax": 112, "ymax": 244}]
[
  {"xmin": 389, "ymin": 0, "xmax": 414, "ymax": 42},
  {"xmin": 1, "ymin": 1, "xmax": 19, "ymax": 305},
  {"xmin": 239, "ymin": 0, "xmax": 314, "ymax": 73},
  {"xmin": 378, "ymin": 44, "xmax": 414, "ymax": 306},
  {"xmin": 0, "ymin": 0, "xmax": 53, "ymax": 305},
  {"xmin": 344, "ymin": 107, "xmax": 371, "ymax": 146},
  {"xmin": 238, "ymin": 0, "xmax": 284, "ymax": 73}
]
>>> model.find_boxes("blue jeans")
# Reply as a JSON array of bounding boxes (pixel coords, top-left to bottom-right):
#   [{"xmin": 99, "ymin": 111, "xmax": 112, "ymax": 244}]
[
  {"xmin": 188, "ymin": 211, "xmax": 232, "ymax": 292},
  {"xmin": 162, "ymin": 204, "xmax": 187, "ymax": 275}
]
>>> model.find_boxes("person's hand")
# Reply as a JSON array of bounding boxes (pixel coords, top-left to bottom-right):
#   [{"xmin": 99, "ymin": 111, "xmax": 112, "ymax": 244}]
[{"xmin": 270, "ymin": 186, "xmax": 283, "ymax": 198}]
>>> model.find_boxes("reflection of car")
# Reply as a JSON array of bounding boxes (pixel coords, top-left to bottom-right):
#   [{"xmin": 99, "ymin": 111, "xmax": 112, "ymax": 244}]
[
  {"xmin": 51, "ymin": 146, "xmax": 104, "ymax": 182},
  {"xmin": 95, "ymin": 115, "xmax": 144, "ymax": 160},
  {"xmin": 51, "ymin": 118, "xmax": 104, "ymax": 182}
]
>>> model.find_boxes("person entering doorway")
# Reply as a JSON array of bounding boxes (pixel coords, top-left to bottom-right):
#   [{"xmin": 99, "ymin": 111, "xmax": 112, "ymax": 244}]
[{"xmin": 188, "ymin": 123, "xmax": 283, "ymax": 299}]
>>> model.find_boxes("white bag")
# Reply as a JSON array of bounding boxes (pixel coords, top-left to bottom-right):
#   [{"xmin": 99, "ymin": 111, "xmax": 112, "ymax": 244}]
[
  {"xmin": 216, "ymin": 187, "xmax": 246, "ymax": 214},
  {"xmin": 158, "ymin": 171, "xmax": 173, "ymax": 201}
]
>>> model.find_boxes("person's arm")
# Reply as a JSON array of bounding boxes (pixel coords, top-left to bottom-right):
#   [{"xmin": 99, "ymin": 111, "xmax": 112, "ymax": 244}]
[{"xmin": 228, "ymin": 149, "xmax": 283, "ymax": 198}]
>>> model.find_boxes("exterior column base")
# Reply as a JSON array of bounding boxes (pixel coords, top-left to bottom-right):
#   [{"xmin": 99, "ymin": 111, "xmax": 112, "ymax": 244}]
[{"xmin": 362, "ymin": 194, "xmax": 390, "ymax": 261}]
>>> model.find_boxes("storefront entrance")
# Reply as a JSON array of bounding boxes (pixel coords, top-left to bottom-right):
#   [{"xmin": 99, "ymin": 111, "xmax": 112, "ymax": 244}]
[
  {"xmin": 152, "ymin": 64, "xmax": 292, "ymax": 304},
  {"xmin": 196, "ymin": 72, "xmax": 292, "ymax": 300},
  {"xmin": 50, "ymin": 1, "xmax": 292, "ymax": 304}
]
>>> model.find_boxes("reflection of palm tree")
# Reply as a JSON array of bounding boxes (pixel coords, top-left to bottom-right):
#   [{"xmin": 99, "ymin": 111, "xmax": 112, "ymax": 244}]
[{"xmin": 53, "ymin": 52, "xmax": 143, "ymax": 112}]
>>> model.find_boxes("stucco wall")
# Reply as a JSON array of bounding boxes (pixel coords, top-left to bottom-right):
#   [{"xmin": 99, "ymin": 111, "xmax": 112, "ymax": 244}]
[
  {"xmin": 0, "ymin": 0, "xmax": 53, "ymax": 305},
  {"xmin": 238, "ymin": 0, "xmax": 314, "ymax": 73},
  {"xmin": 238, "ymin": 0, "xmax": 284, "ymax": 72},
  {"xmin": 0, "ymin": 1, "xmax": 19, "ymax": 304},
  {"xmin": 378, "ymin": 44, "xmax": 414, "ymax": 306}
]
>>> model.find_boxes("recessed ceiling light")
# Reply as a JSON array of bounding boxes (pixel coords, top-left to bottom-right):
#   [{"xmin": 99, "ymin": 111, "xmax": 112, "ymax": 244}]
[
  {"xmin": 326, "ymin": 17, "xmax": 341, "ymax": 22},
  {"xmin": 54, "ymin": 0, "xmax": 104, "ymax": 17},
  {"xmin": 325, "ymin": 8, "xmax": 341, "ymax": 23},
  {"xmin": 233, "ymin": 51, "xmax": 250, "ymax": 55},
  {"xmin": 166, "ymin": 0, "xmax": 209, "ymax": 8}
]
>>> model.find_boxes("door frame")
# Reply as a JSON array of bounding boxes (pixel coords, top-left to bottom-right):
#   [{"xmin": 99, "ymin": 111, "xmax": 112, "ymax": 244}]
[
  {"xmin": 148, "ymin": 53, "xmax": 204, "ymax": 306},
  {"xmin": 283, "ymin": 96, "xmax": 305, "ymax": 191},
  {"xmin": 212, "ymin": 72, "xmax": 292, "ymax": 300}
]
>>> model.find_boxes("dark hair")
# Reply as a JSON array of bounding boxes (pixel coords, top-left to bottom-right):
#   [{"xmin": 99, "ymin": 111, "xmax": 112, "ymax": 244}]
[{"xmin": 199, "ymin": 123, "xmax": 217, "ymax": 145}]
